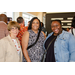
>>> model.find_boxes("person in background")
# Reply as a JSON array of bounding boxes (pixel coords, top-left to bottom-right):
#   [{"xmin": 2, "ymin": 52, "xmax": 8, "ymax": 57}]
[
  {"xmin": 0, "ymin": 14, "xmax": 9, "ymax": 39},
  {"xmin": 17, "ymin": 17, "xmax": 28, "ymax": 45},
  {"xmin": 41, "ymin": 22, "xmax": 47, "ymax": 35},
  {"xmin": 25, "ymin": 21, "xmax": 30, "ymax": 30},
  {"xmin": 66, "ymin": 28, "xmax": 70, "ymax": 32},
  {"xmin": 22, "ymin": 17, "xmax": 46, "ymax": 62},
  {"xmin": 44, "ymin": 20, "xmax": 75, "ymax": 62},
  {"xmin": 0, "ymin": 21, "xmax": 22, "ymax": 62},
  {"xmin": 28, "ymin": 21, "xmax": 30, "ymax": 30},
  {"xmin": 69, "ymin": 16, "xmax": 75, "ymax": 36}
]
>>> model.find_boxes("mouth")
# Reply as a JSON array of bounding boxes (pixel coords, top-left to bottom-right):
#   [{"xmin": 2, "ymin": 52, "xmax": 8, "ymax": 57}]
[
  {"xmin": 54, "ymin": 29, "xmax": 59, "ymax": 33},
  {"xmin": 33, "ymin": 26, "xmax": 38, "ymax": 28},
  {"xmin": 14, "ymin": 33, "xmax": 18, "ymax": 35}
]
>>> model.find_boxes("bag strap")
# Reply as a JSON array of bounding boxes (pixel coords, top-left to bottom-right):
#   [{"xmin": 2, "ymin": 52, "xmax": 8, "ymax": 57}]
[
  {"xmin": 41, "ymin": 37, "xmax": 56, "ymax": 62},
  {"xmin": 71, "ymin": 28, "xmax": 74, "ymax": 35},
  {"xmin": 45, "ymin": 37, "xmax": 56, "ymax": 53},
  {"xmin": 27, "ymin": 30, "xmax": 41, "ymax": 50}
]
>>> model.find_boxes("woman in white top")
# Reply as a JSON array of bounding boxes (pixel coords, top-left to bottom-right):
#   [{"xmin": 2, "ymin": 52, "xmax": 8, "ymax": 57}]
[
  {"xmin": 0, "ymin": 21, "xmax": 22, "ymax": 62},
  {"xmin": 69, "ymin": 28, "xmax": 75, "ymax": 36},
  {"xmin": 69, "ymin": 17, "xmax": 75, "ymax": 36}
]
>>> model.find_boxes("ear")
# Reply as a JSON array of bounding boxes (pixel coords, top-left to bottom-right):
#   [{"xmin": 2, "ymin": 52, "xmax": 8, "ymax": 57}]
[{"xmin": 9, "ymin": 31, "xmax": 11, "ymax": 34}]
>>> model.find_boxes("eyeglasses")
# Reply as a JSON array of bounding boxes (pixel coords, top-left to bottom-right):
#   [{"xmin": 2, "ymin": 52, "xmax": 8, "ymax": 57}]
[{"xmin": 11, "ymin": 27, "xmax": 18, "ymax": 31}]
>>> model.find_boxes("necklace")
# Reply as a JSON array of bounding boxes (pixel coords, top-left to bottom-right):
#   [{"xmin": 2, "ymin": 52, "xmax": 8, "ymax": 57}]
[
  {"xmin": 10, "ymin": 34, "xmax": 21, "ymax": 54},
  {"xmin": 12, "ymin": 38, "xmax": 21, "ymax": 55}
]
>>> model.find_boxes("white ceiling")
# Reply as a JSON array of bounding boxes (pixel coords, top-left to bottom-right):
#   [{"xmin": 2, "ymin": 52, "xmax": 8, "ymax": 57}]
[{"xmin": 46, "ymin": 12, "xmax": 69, "ymax": 13}]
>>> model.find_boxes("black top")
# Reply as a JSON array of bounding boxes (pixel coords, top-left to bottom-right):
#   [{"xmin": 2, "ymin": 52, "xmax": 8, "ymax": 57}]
[{"xmin": 45, "ymin": 34, "xmax": 57, "ymax": 62}]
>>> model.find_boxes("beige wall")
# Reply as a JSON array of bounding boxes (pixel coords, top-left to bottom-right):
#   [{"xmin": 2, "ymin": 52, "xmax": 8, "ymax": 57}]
[
  {"xmin": 13, "ymin": 12, "xmax": 43, "ymax": 22},
  {"xmin": 27, "ymin": 12, "xmax": 43, "ymax": 22},
  {"xmin": 13, "ymin": 12, "xmax": 66, "ymax": 21}
]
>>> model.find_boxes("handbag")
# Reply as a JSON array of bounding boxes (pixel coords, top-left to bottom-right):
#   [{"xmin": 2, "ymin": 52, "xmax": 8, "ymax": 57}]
[{"xmin": 41, "ymin": 37, "xmax": 56, "ymax": 62}]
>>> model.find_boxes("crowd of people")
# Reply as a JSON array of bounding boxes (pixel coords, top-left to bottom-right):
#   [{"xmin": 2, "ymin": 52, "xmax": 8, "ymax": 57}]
[{"xmin": 0, "ymin": 14, "xmax": 75, "ymax": 62}]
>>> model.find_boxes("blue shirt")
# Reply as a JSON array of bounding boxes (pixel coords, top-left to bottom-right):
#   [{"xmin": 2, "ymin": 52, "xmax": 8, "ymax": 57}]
[{"xmin": 44, "ymin": 30, "xmax": 75, "ymax": 62}]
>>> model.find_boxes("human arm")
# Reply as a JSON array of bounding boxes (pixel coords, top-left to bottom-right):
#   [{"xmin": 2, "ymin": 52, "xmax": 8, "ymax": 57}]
[
  {"xmin": 0, "ymin": 39, "xmax": 6, "ymax": 62},
  {"xmin": 68, "ymin": 34, "xmax": 75, "ymax": 62},
  {"xmin": 5, "ymin": 26, "xmax": 9, "ymax": 36},
  {"xmin": 22, "ymin": 31, "xmax": 31, "ymax": 62}
]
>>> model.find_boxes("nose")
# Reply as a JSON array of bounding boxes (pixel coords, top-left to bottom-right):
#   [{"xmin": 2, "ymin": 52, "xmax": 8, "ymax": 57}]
[{"xmin": 53, "ymin": 26, "xmax": 57, "ymax": 30}]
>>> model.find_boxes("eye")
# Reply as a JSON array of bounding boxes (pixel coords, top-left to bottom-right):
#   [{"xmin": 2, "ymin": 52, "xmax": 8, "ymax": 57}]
[
  {"xmin": 15, "ymin": 27, "xmax": 18, "ymax": 29},
  {"xmin": 56, "ymin": 25, "xmax": 59, "ymax": 27},
  {"xmin": 11, "ymin": 28, "xmax": 14, "ymax": 30}
]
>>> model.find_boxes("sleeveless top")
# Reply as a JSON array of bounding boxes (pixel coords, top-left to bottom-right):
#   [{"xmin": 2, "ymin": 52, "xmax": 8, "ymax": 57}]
[{"xmin": 23, "ymin": 30, "xmax": 45, "ymax": 62}]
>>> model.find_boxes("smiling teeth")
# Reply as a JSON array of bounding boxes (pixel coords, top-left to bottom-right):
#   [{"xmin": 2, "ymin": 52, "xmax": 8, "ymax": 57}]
[{"xmin": 55, "ymin": 29, "xmax": 58, "ymax": 31}]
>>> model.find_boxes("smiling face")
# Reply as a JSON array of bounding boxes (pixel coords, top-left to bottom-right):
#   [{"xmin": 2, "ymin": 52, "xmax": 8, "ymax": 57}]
[
  {"xmin": 51, "ymin": 21, "xmax": 62, "ymax": 36},
  {"xmin": 32, "ymin": 19, "xmax": 40, "ymax": 31},
  {"xmin": 9, "ymin": 26, "xmax": 19, "ymax": 39}
]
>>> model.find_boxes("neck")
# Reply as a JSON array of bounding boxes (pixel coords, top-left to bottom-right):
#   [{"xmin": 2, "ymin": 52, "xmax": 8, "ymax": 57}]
[
  {"xmin": 32, "ymin": 29, "xmax": 38, "ymax": 34},
  {"xmin": 10, "ymin": 35, "xmax": 16, "ymax": 39},
  {"xmin": 54, "ymin": 30, "xmax": 62, "ymax": 36},
  {"xmin": 19, "ymin": 23, "xmax": 24, "ymax": 26}
]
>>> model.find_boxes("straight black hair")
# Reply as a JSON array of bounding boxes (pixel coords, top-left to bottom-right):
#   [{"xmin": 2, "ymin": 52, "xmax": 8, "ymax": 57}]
[{"xmin": 28, "ymin": 17, "xmax": 41, "ymax": 30}]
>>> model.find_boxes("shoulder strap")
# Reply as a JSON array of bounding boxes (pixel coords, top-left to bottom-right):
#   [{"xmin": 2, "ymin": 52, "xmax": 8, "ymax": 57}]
[
  {"xmin": 71, "ymin": 28, "xmax": 74, "ymax": 35},
  {"xmin": 45, "ymin": 37, "xmax": 56, "ymax": 52}
]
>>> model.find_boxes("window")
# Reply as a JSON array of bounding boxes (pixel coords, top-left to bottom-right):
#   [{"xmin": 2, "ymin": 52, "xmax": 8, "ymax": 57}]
[
  {"xmin": 51, "ymin": 17, "xmax": 73, "ymax": 28},
  {"xmin": 0, "ymin": 12, "xmax": 13, "ymax": 18},
  {"xmin": 22, "ymin": 12, "xmax": 35, "ymax": 26}
]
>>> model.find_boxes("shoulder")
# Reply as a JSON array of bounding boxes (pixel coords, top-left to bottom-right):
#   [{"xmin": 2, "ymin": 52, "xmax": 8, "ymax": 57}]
[
  {"xmin": 0, "ymin": 21, "xmax": 7, "ymax": 25},
  {"xmin": 41, "ymin": 31, "xmax": 45, "ymax": 35},
  {"xmin": 63, "ymin": 31, "xmax": 72, "ymax": 37},
  {"xmin": 0, "ymin": 36, "xmax": 9, "ymax": 43},
  {"xmin": 60, "ymin": 30, "xmax": 74, "ymax": 40},
  {"xmin": 45, "ymin": 32, "xmax": 53, "ymax": 40},
  {"xmin": 41, "ymin": 31, "xmax": 46, "ymax": 39},
  {"xmin": 24, "ymin": 31, "xmax": 29, "ymax": 35},
  {"xmin": 22, "ymin": 31, "xmax": 29, "ymax": 38}
]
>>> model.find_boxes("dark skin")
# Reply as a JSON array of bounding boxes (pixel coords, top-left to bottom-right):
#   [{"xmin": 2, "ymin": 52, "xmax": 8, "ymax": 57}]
[
  {"xmin": 51, "ymin": 21, "xmax": 62, "ymax": 36},
  {"xmin": 0, "ymin": 14, "xmax": 7, "ymax": 23}
]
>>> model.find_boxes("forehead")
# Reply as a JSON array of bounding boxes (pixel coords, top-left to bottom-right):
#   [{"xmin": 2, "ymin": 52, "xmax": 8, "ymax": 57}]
[
  {"xmin": 51, "ymin": 21, "xmax": 61, "ymax": 25},
  {"xmin": 11, "ymin": 26, "xmax": 17, "ymax": 28},
  {"xmin": 33, "ymin": 19, "xmax": 39, "ymax": 22}
]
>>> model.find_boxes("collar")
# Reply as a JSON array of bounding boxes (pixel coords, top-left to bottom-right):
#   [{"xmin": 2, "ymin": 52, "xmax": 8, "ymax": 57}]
[
  {"xmin": 57, "ymin": 30, "xmax": 66, "ymax": 39},
  {"xmin": 19, "ymin": 23, "xmax": 24, "ymax": 26}
]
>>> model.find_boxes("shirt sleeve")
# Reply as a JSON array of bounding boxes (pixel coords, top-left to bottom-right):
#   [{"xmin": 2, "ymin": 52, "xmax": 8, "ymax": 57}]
[
  {"xmin": 5, "ymin": 26, "xmax": 9, "ymax": 36},
  {"xmin": 68, "ymin": 34, "xmax": 75, "ymax": 62},
  {"xmin": 0, "ymin": 39, "xmax": 6, "ymax": 62}
]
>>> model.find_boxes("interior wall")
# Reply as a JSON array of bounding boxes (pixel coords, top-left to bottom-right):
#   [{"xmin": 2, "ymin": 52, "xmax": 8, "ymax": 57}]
[
  {"xmin": 27, "ymin": 12, "xmax": 43, "ymax": 22},
  {"xmin": 13, "ymin": 12, "xmax": 43, "ymax": 22},
  {"xmin": 46, "ymin": 12, "xmax": 75, "ymax": 34}
]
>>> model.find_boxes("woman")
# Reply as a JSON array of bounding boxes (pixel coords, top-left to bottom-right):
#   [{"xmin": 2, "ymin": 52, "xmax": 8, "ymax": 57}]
[
  {"xmin": 44, "ymin": 20, "xmax": 75, "ymax": 62},
  {"xmin": 69, "ymin": 16, "xmax": 75, "ymax": 36},
  {"xmin": 22, "ymin": 17, "xmax": 46, "ymax": 62},
  {"xmin": 0, "ymin": 21, "xmax": 22, "ymax": 62}
]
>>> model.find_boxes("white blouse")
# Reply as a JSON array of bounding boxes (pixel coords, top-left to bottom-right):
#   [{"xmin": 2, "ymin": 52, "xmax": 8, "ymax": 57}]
[
  {"xmin": 69, "ymin": 28, "xmax": 75, "ymax": 36},
  {"xmin": 12, "ymin": 39, "xmax": 21, "ymax": 57}
]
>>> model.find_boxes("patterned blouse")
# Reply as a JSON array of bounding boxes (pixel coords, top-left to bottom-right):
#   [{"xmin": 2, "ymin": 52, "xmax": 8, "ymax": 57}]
[
  {"xmin": 23, "ymin": 30, "xmax": 45, "ymax": 62},
  {"xmin": 17, "ymin": 23, "xmax": 28, "ymax": 45}
]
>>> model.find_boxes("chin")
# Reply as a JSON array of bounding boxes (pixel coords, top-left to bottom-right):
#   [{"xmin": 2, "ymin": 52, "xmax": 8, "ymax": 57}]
[{"xmin": 14, "ymin": 34, "xmax": 18, "ymax": 36}]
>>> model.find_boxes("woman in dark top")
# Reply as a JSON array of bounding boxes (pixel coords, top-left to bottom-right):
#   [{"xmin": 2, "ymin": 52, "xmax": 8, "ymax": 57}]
[
  {"xmin": 44, "ymin": 20, "xmax": 62, "ymax": 62},
  {"xmin": 45, "ymin": 34, "xmax": 57, "ymax": 62},
  {"xmin": 44, "ymin": 20, "xmax": 75, "ymax": 62}
]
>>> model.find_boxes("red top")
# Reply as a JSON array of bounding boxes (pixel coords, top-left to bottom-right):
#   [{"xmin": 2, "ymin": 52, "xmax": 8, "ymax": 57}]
[{"xmin": 17, "ymin": 23, "xmax": 28, "ymax": 45}]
